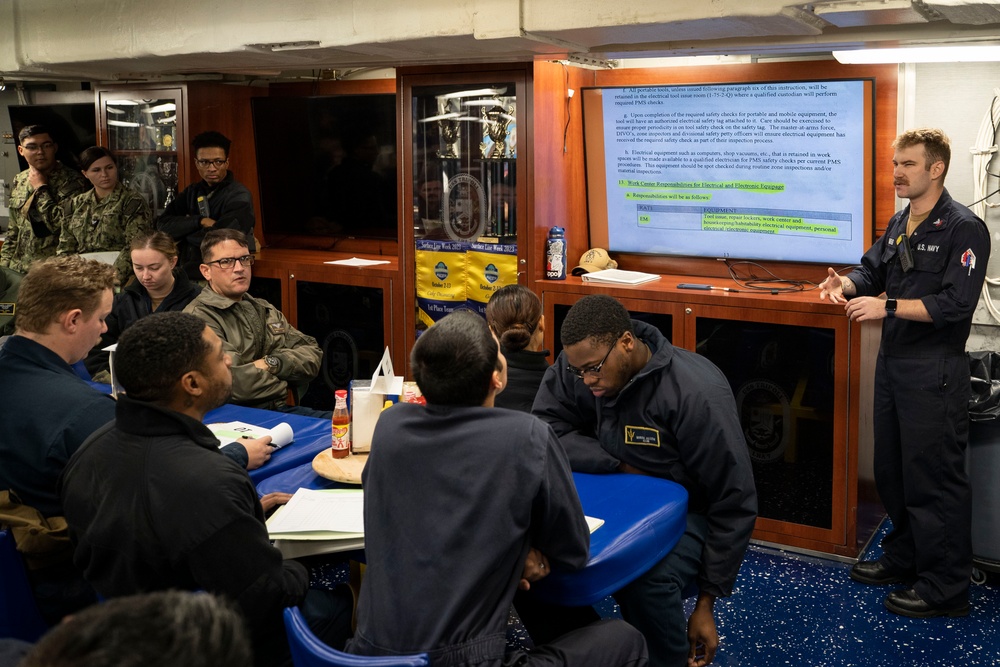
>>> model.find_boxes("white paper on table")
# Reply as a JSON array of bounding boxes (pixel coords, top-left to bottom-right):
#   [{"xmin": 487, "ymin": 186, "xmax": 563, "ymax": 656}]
[
  {"xmin": 324, "ymin": 257, "xmax": 391, "ymax": 267},
  {"xmin": 370, "ymin": 347, "xmax": 403, "ymax": 396},
  {"xmin": 207, "ymin": 421, "xmax": 295, "ymax": 449},
  {"xmin": 266, "ymin": 488, "xmax": 365, "ymax": 534}
]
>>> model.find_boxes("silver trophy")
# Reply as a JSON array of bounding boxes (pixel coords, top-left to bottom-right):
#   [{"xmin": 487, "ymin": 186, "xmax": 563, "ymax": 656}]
[{"xmin": 480, "ymin": 101, "xmax": 515, "ymax": 159}]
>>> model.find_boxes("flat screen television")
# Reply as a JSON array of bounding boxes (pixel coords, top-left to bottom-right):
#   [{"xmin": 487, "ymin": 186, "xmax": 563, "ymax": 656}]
[
  {"xmin": 251, "ymin": 94, "xmax": 398, "ymax": 244},
  {"xmin": 8, "ymin": 103, "xmax": 98, "ymax": 171},
  {"xmin": 582, "ymin": 79, "xmax": 874, "ymax": 267}
]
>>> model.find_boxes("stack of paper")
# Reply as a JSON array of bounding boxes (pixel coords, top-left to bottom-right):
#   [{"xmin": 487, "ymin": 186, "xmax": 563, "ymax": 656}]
[
  {"xmin": 266, "ymin": 488, "xmax": 365, "ymax": 558},
  {"xmin": 580, "ymin": 269, "xmax": 661, "ymax": 285}
]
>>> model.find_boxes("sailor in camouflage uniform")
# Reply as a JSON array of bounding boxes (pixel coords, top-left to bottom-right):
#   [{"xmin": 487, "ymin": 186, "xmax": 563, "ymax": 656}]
[
  {"xmin": 57, "ymin": 147, "xmax": 152, "ymax": 284},
  {"xmin": 0, "ymin": 125, "xmax": 87, "ymax": 274}
]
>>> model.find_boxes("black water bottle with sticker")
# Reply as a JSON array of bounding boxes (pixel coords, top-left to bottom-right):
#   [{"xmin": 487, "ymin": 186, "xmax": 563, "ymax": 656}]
[{"xmin": 545, "ymin": 226, "xmax": 567, "ymax": 280}]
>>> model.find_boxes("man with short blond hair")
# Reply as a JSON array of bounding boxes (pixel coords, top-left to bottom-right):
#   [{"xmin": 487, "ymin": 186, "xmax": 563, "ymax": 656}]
[
  {"xmin": 0, "ymin": 255, "xmax": 116, "ymax": 624},
  {"xmin": 0, "ymin": 255, "xmax": 117, "ymax": 517}
]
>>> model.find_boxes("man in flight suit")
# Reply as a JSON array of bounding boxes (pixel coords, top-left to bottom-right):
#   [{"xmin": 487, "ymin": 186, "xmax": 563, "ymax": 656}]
[{"xmin": 819, "ymin": 127, "xmax": 990, "ymax": 618}]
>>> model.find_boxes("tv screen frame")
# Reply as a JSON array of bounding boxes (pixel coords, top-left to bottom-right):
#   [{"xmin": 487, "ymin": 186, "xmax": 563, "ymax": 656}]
[
  {"xmin": 251, "ymin": 93, "xmax": 398, "ymax": 247},
  {"xmin": 582, "ymin": 78, "xmax": 875, "ymax": 268}
]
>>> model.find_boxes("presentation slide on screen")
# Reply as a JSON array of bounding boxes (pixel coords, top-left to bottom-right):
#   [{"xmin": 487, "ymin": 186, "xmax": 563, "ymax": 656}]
[{"xmin": 591, "ymin": 80, "xmax": 868, "ymax": 265}]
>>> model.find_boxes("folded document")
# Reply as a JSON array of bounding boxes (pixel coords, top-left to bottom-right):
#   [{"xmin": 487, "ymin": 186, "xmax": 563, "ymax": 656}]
[{"xmin": 207, "ymin": 421, "xmax": 295, "ymax": 449}]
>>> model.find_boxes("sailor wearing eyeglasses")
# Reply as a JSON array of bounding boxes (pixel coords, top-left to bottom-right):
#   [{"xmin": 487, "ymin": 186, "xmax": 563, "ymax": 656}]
[
  {"xmin": 157, "ymin": 130, "xmax": 256, "ymax": 281},
  {"xmin": 532, "ymin": 294, "xmax": 757, "ymax": 667},
  {"xmin": 1, "ymin": 124, "xmax": 87, "ymax": 274},
  {"xmin": 184, "ymin": 229, "xmax": 330, "ymax": 418}
]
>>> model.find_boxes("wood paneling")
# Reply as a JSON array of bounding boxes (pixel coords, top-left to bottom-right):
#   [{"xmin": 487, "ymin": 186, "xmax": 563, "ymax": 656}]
[
  {"xmin": 531, "ymin": 61, "xmax": 596, "ymax": 281},
  {"xmin": 267, "ymin": 79, "xmax": 395, "ymax": 98}
]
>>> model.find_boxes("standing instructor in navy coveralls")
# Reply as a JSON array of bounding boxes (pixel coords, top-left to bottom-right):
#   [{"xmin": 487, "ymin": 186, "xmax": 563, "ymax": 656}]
[{"xmin": 820, "ymin": 128, "xmax": 990, "ymax": 618}]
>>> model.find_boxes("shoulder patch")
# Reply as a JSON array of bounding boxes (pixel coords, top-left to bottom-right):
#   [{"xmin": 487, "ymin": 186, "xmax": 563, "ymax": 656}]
[{"xmin": 962, "ymin": 248, "xmax": 977, "ymax": 275}]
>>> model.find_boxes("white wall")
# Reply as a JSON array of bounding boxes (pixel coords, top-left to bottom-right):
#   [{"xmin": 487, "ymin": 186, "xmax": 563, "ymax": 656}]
[{"xmin": 902, "ymin": 62, "xmax": 1000, "ymax": 346}]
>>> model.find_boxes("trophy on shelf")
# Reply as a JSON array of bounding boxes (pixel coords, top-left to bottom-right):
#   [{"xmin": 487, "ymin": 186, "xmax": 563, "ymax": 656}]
[
  {"xmin": 480, "ymin": 99, "xmax": 515, "ymax": 159},
  {"xmin": 436, "ymin": 98, "xmax": 462, "ymax": 159},
  {"xmin": 158, "ymin": 157, "xmax": 178, "ymax": 192}
]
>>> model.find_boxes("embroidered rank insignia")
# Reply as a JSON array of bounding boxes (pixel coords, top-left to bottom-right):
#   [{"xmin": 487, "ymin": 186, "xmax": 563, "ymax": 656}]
[
  {"xmin": 932, "ymin": 218, "xmax": 943, "ymax": 227},
  {"xmin": 962, "ymin": 248, "xmax": 976, "ymax": 276},
  {"xmin": 0, "ymin": 303, "xmax": 13, "ymax": 316},
  {"xmin": 625, "ymin": 425, "xmax": 660, "ymax": 447},
  {"xmin": 267, "ymin": 322, "xmax": 286, "ymax": 335}
]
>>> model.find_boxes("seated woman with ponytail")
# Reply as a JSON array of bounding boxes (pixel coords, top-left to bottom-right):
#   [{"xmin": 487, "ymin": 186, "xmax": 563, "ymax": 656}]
[{"xmin": 485, "ymin": 284, "xmax": 549, "ymax": 413}]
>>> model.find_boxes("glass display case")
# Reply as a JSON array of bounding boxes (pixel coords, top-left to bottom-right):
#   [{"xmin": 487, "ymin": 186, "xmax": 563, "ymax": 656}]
[
  {"xmin": 98, "ymin": 89, "xmax": 185, "ymax": 217},
  {"xmin": 411, "ymin": 82, "xmax": 517, "ymax": 243},
  {"xmin": 402, "ymin": 68, "xmax": 529, "ymax": 344}
]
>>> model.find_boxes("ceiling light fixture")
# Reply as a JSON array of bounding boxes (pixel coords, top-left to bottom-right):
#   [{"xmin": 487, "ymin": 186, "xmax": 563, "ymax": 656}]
[{"xmin": 833, "ymin": 45, "xmax": 1000, "ymax": 64}]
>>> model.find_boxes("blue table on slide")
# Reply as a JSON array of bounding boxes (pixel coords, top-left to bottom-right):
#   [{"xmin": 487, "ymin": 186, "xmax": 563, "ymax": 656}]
[
  {"xmin": 257, "ymin": 464, "xmax": 689, "ymax": 606},
  {"xmin": 86, "ymin": 382, "xmax": 331, "ymax": 485}
]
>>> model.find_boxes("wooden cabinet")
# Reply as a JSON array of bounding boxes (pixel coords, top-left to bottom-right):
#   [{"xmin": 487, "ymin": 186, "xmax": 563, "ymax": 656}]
[
  {"xmin": 251, "ymin": 249, "xmax": 404, "ymax": 411},
  {"xmin": 539, "ymin": 276, "xmax": 879, "ymax": 558}
]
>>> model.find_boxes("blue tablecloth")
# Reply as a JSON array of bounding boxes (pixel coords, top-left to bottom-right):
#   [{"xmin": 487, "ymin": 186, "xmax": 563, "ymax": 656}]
[
  {"xmin": 533, "ymin": 473, "xmax": 688, "ymax": 606},
  {"xmin": 85, "ymin": 382, "xmax": 331, "ymax": 485},
  {"xmin": 204, "ymin": 404, "xmax": 332, "ymax": 484},
  {"xmin": 257, "ymin": 464, "xmax": 688, "ymax": 606}
]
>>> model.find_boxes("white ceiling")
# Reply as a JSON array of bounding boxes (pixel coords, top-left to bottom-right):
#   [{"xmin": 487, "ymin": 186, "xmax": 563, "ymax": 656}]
[{"xmin": 2, "ymin": 0, "xmax": 999, "ymax": 82}]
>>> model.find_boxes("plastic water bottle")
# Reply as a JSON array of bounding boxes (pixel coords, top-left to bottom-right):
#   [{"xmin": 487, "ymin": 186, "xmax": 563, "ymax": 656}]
[
  {"xmin": 545, "ymin": 226, "xmax": 567, "ymax": 280},
  {"xmin": 331, "ymin": 389, "xmax": 351, "ymax": 458}
]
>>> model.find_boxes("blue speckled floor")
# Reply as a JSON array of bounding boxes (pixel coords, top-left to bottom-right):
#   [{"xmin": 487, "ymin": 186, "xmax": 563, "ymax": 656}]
[
  {"xmin": 309, "ymin": 520, "xmax": 1000, "ymax": 666},
  {"xmin": 703, "ymin": 542, "xmax": 999, "ymax": 666}
]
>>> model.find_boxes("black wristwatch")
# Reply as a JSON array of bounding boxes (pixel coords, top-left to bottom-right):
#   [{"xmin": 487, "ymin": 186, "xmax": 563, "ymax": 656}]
[
  {"xmin": 264, "ymin": 355, "xmax": 281, "ymax": 374},
  {"xmin": 885, "ymin": 298, "xmax": 897, "ymax": 318}
]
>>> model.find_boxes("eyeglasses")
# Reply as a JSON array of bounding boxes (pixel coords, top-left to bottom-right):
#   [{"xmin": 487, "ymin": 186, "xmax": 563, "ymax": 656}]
[
  {"xmin": 204, "ymin": 255, "xmax": 254, "ymax": 270},
  {"xmin": 21, "ymin": 141, "xmax": 55, "ymax": 153},
  {"xmin": 195, "ymin": 158, "xmax": 228, "ymax": 167},
  {"xmin": 566, "ymin": 334, "xmax": 623, "ymax": 379}
]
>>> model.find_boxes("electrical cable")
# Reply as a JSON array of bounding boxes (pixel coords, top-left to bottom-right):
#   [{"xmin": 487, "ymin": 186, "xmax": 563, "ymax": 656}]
[
  {"xmin": 722, "ymin": 259, "xmax": 847, "ymax": 293},
  {"xmin": 969, "ymin": 90, "xmax": 1000, "ymax": 324},
  {"xmin": 561, "ymin": 62, "xmax": 572, "ymax": 154}
]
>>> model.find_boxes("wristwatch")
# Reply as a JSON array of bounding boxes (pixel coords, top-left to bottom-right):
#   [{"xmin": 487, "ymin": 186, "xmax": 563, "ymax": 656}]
[
  {"xmin": 885, "ymin": 298, "xmax": 897, "ymax": 318},
  {"xmin": 264, "ymin": 355, "xmax": 281, "ymax": 374}
]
